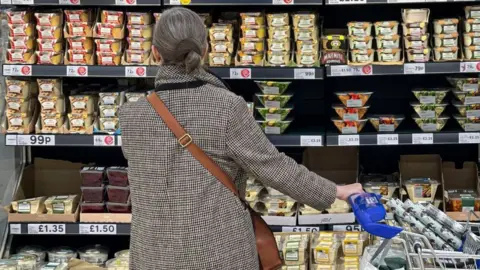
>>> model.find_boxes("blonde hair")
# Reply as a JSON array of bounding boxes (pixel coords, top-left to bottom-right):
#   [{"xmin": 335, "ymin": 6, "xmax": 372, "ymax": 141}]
[{"xmin": 153, "ymin": 7, "xmax": 207, "ymax": 73}]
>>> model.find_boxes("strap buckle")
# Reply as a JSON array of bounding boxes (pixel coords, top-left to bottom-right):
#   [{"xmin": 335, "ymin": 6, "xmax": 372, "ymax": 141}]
[{"xmin": 178, "ymin": 133, "xmax": 193, "ymax": 148}]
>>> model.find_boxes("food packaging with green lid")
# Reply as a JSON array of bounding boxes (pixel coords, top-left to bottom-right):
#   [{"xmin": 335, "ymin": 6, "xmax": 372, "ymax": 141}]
[
  {"xmin": 257, "ymin": 120, "xmax": 292, "ymax": 134},
  {"xmin": 368, "ymin": 115, "xmax": 404, "ymax": 132},
  {"xmin": 454, "ymin": 115, "xmax": 480, "ymax": 131},
  {"xmin": 413, "ymin": 116, "xmax": 448, "ymax": 132},
  {"xmin": 78, "ymin": 245, "xmax": 109, "ymax": 266},
  {"xmin": 332, "ymin": 118, "xmax": 367, "ymax": 134},
  {"xmin": 453, "ymin": 102, "xmax": 480, "ymax": 117},
  {"xmin": 404, "ymin": 178, "xmax": 439, "ymax": 203},
  {"xmin": 412, "ymin": 89, "xmax": 449, "ymax": 104},
  {"xmin": 48, "ymin": 247, "xmax": 77, "ymax": 263},
  {"xmin": 364, "ymin": 182, "xmax": 399, "ymax": 199},
  {"xmin": 411, "ymin": 102, "xmax": 447, "ymax": 118},
  {"xmin": 256, "ymin": 94, "xmax": 292, "ymax": 108},
  {"xmin": 256, "ymin": 107, "xmax": 292, "ymax": 121},
  {"xmin": 335, "ymin": 92, "xmax": 373, "ymax": 107}
]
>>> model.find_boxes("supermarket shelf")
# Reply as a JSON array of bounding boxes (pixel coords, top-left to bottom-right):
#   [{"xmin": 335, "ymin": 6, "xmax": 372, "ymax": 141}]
[
  {"xmin": 164, "ymin": 0, "xmax": 322, "ymax": 5},
  {"xmin": 1, "ymin": 65, "xmax": 324, "ymax": 80},
  {"xmin": 1, "ymin": 0, "xmax": 159, "ymax": 5},
  {"xmin": 326, "ymin": 0, "xmax": 473, "ymax": 4},
  {"xmin": 326, "ymin": 62, "xmax": 480, "ymax": 77},
  {"xmin": 9, "ymin": 223, "xmax": 131, "ymax": 235},
  {"xmin": 326, "ymin": 132, "xmax": 480, "ymax": 146},
  {"xmin": 4, "ymin": 134, "xmax": 324, "ymax": 147}
]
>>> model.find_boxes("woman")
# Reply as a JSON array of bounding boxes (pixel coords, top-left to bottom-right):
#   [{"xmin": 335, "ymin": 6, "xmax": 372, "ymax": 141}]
[{"xmin": 119, "ymin": 7, "xmax": 363, "ymax": 270}]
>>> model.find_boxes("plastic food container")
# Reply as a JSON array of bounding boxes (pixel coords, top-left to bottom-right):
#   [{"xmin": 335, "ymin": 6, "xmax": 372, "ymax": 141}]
[
  {"xmin": 412, "ymin": 89, "xmax": 448, "ymax": 104},
  {"xmin": 78, "ymin": 245, "xmax": 109, "ymax": 266},
  {"xmin": 256, "ymin": 94, "xmax": 292, "ymax": 108},
  {"xmin": 81, "ymin": 185, "xmax": 105, "ymax": 203},
  {"xmin": 454, "ymin": 115, "xmax": 480, "ymax": 131},
  {"xmin": 347, "ymin": 21, "xmax": 372, "ymax": 36},
  {"xmin": 433, "ymin": 33, "xmax": 458, "ymax": 48},
  {"xmin": 114, "ymin": 250, "xmax": 129, "ymax": 258},
  {"xmin": 433, "ymin": 18, "xmax": 459, "ymax": 34},
  {"xmin": 342, "ymin": 232, "xmax": 366, "ymax": 256},
  {"xmin": 364, "ymin": 182, "xmax": 399, "ymax": 199},
  {"xmin": 463, "ymin": 32, "xmax": 480, "ymax": 46},
  {"xmin": 350, "ymin": 49, "xmax": 374, "ymax": 64},
  {"xmin": 406, "ymin": 48, "xmax": 430, "ymax": 62},
  {"xmin": 257, "ymin": 120, "xmax": 292, "ymax": 134},
  {"xmin": 80, "ymin": 167, "xmax": 105, "ymax": 187},
  {"xmin": 107, "ymin": 186, "xmax": 130, "ymax": 203},
  {"xmin": 404, "ymin": 178, "xmax": 439, "ymax": 203},
  {"xmin": 377, "ymin": 48, "xmax": 402, "ymax": 62},
  {"xmin": 256, "ymin": 107, "xmax": 292, "ymax": 121},
  {"xmin": 335, "ymin": 92, "xmax": 373, "ymax": 107},
  {"xmin": 326, "ymin": 199, "xmax": 351, "ymax": 213},
  {"xmin": 447, "ymin": 77, "xmax": 479, "ymax": 91},
  {"xmin": 80, "ymin": 202, "xmax": 105, "ymax": 213},
  {"xmin": 106, "ymin": 258, "xmax": 129, "ymax": 270},
  {"xmin": 107, "ymin": 202, "xmax": 131, "ymax": 213},
  {"xmin": 282, "ymin": 234, "xmax": 309, "ymax": 265},
  {"xmin": 9, "ymin": 254, "xmax": 36, "ymax": 270},
  {"xmin": 413, "ymin": 117, "xmax": 449, "ymax": 132},
  {"xmin": 374, "ymin": 21, "xmax": 399, "ymax": 35},
  {"xmin": 434, "ymin": 47, "xmax": 459, "ymax": 61},
  {"xmin": 453, "ymin": 90, "xmax": 480, "ymax": 105},
  {"xmin": 464, "ymin": 18, "xmax": 480, "ymax": 33},
  {"xmin": 463, "ymin": 46, "xmax": 480, "ymax": 60},
  {"xmin": 333, "ymin": 105, "xmax": 369, "ymax": 120},
  {"xmin": 313, "ymin": 239, "xmax": 340, "ymax": 264},
  {"xmin": 453, "ymin": 102, "xmax": 480, "ymax": 117},
  {"xmin": 445, "ymin": 189, "xmax": 480, "ymax": 212},
  {"xmin": 376, "ymin": 35, "xmax": 401, "ymax": 49},
  {"xmin": 368, "ymin": 115, "xmax": 404, "ymax": 132},
  {"xmin": 0, "ymin": 260, "xmax": 18, "ymax": 270},
  {"xmin": 17, "ymin": 245, "xmax": 46, "ymax": 265},
  {"xmin": 348, "ymin": 36, "xmax": 373, "ymax": 50},
  {"xmin": 48, "ymin": 247, "xmax": 77, "ymax": 264},
  {"xmin": 404, "ymin": 35, "xmax": 429, "ymax": 49},
  {"xmin": 106, "ymin": 167, "xmax": 128, "ymax": 187},
  {"xmin": 411, "ymin": 103, "xmax": 447, "ymax": 118},
  {"xmin": 332, "ymin": 119, "xmax": 367, "ymax": 134}
]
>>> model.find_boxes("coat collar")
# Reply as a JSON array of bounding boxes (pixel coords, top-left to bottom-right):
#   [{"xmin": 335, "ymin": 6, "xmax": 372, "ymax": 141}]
[{"xmin": 154, "ymin": 65, "xmax": 226, "ymax": 90}]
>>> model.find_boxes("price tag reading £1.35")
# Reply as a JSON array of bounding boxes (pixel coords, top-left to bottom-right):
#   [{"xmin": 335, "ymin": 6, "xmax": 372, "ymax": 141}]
[{"xmin": 28, "ymin": 224, "xmax": 65, "ymax": 234}]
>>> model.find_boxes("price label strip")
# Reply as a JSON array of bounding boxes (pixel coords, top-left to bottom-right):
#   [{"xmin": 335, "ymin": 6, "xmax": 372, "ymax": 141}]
[
  {"xmin": 125, "ymin": 66, "xmax": 146, "ymax": 77},
  {"xmin": 404, "ymin": 63, "xmax": 425, "ymax": 74},
  {"xmin": 300, "ymin": 136, "xmax": 322, "ymax": 147},
  {"xmin": 377, "ymin": 134, "xmax": 399, "ymax": 145},
  {"xmin": 338, "ymin": 135, "xmax": 360, "ymax": 146},
  {"xmin": 282, "ymin": 226, "xmax": 320, "ymax": 233},
  {"xmin": 94, "ymin": 135, "xmax": 116, "ymax": 146},
  {"xmin": 230, "ymin": 68, "xmax": 252, "ymax": 79},
  {"xmin": 17, "ymin": 135, "xmax": 55, "ymax": 146},
  {"xmin": 3, "ymin": 65, "xmax": 32, "ymax": 76},
  {"xmin": 412, "ymin": 133, "xmax": 433, "ymax": 144},
  {"xmin": 10, "ymin": 224, "xmax": 21, "ymax": 234},
  {"xmin": 459, "ymin": 132, "xmax": 480, "ymax": 144},
  {"xmin": 330, "ymin": 65, "xmax": 372, "ymax": 76},
  {"xmin": 28, "ymin": 224, "xmax": 66, "ymax": 234},
  {"xmin": 67, "ymin": 66, "xmax": 89, "ymax": 77},
  {"xmin": 79, "ymin": 224, "xmax": 117, "ymax": 235},
  {"xmin": 333, "ymin": 224, "xmax": 364, "ymax": 232},
  {"xmin": 294, "ymin": 68, "xmax": 315, "ymax": 79}
]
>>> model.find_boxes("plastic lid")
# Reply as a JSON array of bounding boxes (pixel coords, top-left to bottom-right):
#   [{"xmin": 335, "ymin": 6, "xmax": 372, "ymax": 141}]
[
  {"xmin": 332, "ymin": 104, "xmax": 370, "ymax": 109},
  {"xmin": 106, "ymin": 258, "xmax": 129, "ymax": 267},
  {"xmin": 412, "ymin": 88, "xmax": 450, "ymax": 92},
  {"xmin": 78, "ymin": 245, "xmax": 109, "ymax": 256},
  {"xmin": 49, "ymin": 246, "xmax": 76, "ymax": 256},
  {"xmin": 368, "ymin": 115, "xmax": 405, "ymax": 121},
  {"xmin": 17, "ymin": 245, "xmax": 46, "ymax": 262},
  {"xmin": 364, "ymin": 181, "xmax": 399, "ymax": 188},
  {"xmin": 331, "ymin": 118, "xmax": 368, "ymax": 122},
  {"xmin": 410, "ymin": 102, "xmax": 448, "ymax": 106},
  {"xmin": 404, "ymin": 178, "xmax": 438, "ymax": 185},
  {"xmin": 334, "ymin": 91, "xmax": 373, "ymax": 95},
  {"xmin": 114, "ymin": 250, "xmax": 129, "ymax": 258},
  {"xmin": 9, "ymin": 254, "xmax": 37, "ymax": 262}
]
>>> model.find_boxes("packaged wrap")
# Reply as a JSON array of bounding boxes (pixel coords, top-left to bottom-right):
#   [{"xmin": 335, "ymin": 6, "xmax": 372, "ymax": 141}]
[
  {"xmin": 44, "ymin": 195, "xmax": 79, "ymax": 214},
  {"xmin": 11, "ymin": 197, "xmax": 47, "ymax": 214}
]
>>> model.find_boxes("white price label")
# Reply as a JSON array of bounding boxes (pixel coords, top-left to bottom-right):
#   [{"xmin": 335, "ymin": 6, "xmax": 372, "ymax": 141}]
[
  {"xmin": 115, "ymin": 0, "xmax": 136, "ymax": 4},
  {"xmin": 79, "ymin": 224, "xmax": 117, "ymax": 235},
  {"xmin": 3, "ymin": 65, "xmax": 32, "ymax": 76},
  {"xmin": 412, "ymin": 133, "xmax": 433, "ymax": 144},
  {"xmin": 117, "ymin": 136, "xmax": 122, "ymax": 146},
  {"xmin": 294, "ymin": 68, "xmax": 315, "ymax": 79},
  {"xmin": 328, "ymin": 0, "xmax": 366, "ymax": 4},
  {"xmin": 168, "ymin": 0, "xmax": 189, "ymax": 4},
  {"xmin": 333, "ymin": 224, "xmax": 364, "ymax": 232},
  {"xmin": 59, "ymin": 0, "xmax": 80, "ymax": 4},
  {"xmin": 404, "ymin": 63, "xmax": 425, "ymax": 74},
  {"xmin": 1, "ymin": 0, "xmax": 12, "ymax": 4},
  {"xmin": 282, "ymin": 226, "xmax": 319, "ymax": 232},
  {"xmin": 94, "ymin": 135, "xmax": 116, "ymax": 146},
  {"xmin": 230, "ymin": 68, "xmax": 252, "ymax": 79},
  {"xmin": 5, "ymin": 135, "xmax": 17, "ymax": 146},
  {"xmin": 460, "ymin": 62, "xmax": 480, "ymax": 73},
  {"xmin": 377, "ymin": 134, "xmax": 399, "ymax": 145},
  {"xmin": 273, "ymin": 0, "xmax": 294, "ymax": 4},
  {"xmin": 17, "ymin": 135, "xmax": 55, "ymax": 146},
  {"xmin": 12, "ymin": 0, "xmax": 33, "ymax": 4},
  {"xmin": 300, "ymin": 136, "xmax": 322, "ymax": 147},
  {"xmin": 338, "ymin": 135, "xmax": 360, "ymax": 146},
  {"xmin": 28, "ymin": 224, "xmax": 65, "ymax": 234},
  {"xmin": 67, "ymin": 66, "xmax": 88, "ymax": 77},
  {"xmin": 330, "ymin": 65, "xmax": 372, "ymax": 76},
  {"xmin": 125, "ymin": 66, "xmax": 146, "ymax": 77},
  {"xmin": 459, "ymin": 132, "xmax": 480, "ymax": 144},
  {"xmin": 10, "ymin": 224, "xmax": 21, "ymax": 234}
]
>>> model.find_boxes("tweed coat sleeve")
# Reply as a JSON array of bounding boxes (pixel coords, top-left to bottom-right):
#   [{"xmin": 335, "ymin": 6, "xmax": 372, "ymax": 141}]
[{"xmin": 226, "ymin": 95, "xmax": 337, "ymax": 210}]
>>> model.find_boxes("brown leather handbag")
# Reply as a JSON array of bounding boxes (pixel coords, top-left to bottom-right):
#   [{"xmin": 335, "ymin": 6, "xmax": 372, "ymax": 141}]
[{"xmin": 147, "ymin": 92, "xmax": 282, "ymax": 270}]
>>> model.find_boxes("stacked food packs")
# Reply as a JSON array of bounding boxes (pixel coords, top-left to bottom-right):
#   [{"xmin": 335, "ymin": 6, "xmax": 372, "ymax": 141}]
[
  {"xmin": 124, "ymin": 12, "xmax": 153, "ymax": 65},
  {"xmin": 98, "ymin": 90, "xmax": 122, "ymax": 133},
  {"xmin": 94, "ymin": 9, "xmax": 125, "ymax": 66},
  {"xmin": 311, "ymin": 232, "xmax": 340, "ymax": 269},
  {"xmin": 463, "ymin": 6, "xmax": 480, "ymax": 60},
  {"xmin": 375, "ymin": 20, "xmax": 401, "ymax": 64},
  {"xmin": 432, "ymin": 17, "xmax": 459, "ymax": 61},
  {"xmin": 35, "ymin": 10, "xmax": 64, "ymax": 65},
  {"xmin": 445, "ymin": 189, "xmax": 480, "ymax": 212},
  {"xmin": 293, "ymin": 12, "xmax": 319, "ymax": 67},
  {"xmin": 68, "ymin": 85, "xmax": 97, "ymax": 134},
  {"xmin": 246, "ymin": 176, "xmax": 296, "ymax": 217},
  {"xmin": 208, "ymin": 21, "xmax": 234, "ymax": 66},
  {"xmin": 347, "ymin": 21, "xmax": 373, "ymax": 64},
  {"xmin": 255, "ymin": 81, "xmax": 293, "ymax": 135},
  {"xmin": 321, "ymin": 30, "xmax": 347, "ymax": 65},
  {"xmin": 411, "ymin": 88, "xmax": 449, "ymax": 132},
  {"xmin": 6, "ymin": 8, "xmax": 36, "ymax": 64},
  {"xmin": 64, "ymin": 8, "xmax": 94, "ymax": 65},
  {"xmin": 275, "ymin": 233, "xmax": 310, "ymax": 269},
  {"xmin": 332, "ymin": 91, "xmax": 372, "ymax": 134},
  {"xmin": 404, "ymin": 177, "xmax": 439, "ymax": 204},
  {"xmin": 10, "ymin": 194, "xmax": 79, "ymax": 215},
  {"xmin": 237, "ymin": 12, "xmax": 265, "ymax": 66},
  {"xmin": 449, "ymin": 77, "xmax": 480, "ymax": 131},
  {"xmin": 402, "ymin": 8, "xmax": 431, "ymax": 63},
  {"xmin": 266, "ymin": 13, "xmax": 290, "ymax": 67},
  {"xmin": 4, "ymin": 78, "xmax": 37, "ymax": 133},
  {"xmin": 299, "ymin": 199, "xmax": 350, "ymax": 215},
  {"xmin": 37, "ymin": 78, "xmax": 65, "ymax": 133}
]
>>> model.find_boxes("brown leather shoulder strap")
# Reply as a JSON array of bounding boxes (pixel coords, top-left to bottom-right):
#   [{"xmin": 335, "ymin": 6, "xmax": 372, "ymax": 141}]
[{"xmin": 146, "ymin": 92, "xmax": 239, "ymax": 197}]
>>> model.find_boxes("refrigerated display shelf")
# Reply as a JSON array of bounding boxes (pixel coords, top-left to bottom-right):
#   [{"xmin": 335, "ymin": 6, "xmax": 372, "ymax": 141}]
[
  {"xmin": 1, "ymin": 0, "xmax": 159, "ymax": 5},
  {"xmin": 1, "ymin": 65, "xmax": 324, "ymax": 80},
  {"xmin": 164, "ymin": 0, "xmax": 323, "ymax": 5},
  {"xmin": 325, "ymin": 0, "xmax": 473, "ymax": 4}
]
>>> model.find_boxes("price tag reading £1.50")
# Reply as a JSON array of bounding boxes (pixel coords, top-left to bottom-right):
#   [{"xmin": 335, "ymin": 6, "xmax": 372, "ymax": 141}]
[{"xmin": 79, "ymin": 224, "xmax": 117, "ymax": 235}]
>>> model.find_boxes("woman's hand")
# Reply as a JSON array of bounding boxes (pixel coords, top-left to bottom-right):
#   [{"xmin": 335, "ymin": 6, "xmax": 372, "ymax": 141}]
[{"xmin": 336, "ymin": 183, "xmax": 364, "ymax": 201}]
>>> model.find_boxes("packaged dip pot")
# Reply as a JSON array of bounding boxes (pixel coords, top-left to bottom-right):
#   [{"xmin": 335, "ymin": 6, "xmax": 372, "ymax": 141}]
[
  {"xmin": 114, "ymin": 250, "xmax": 129, "ymax": 258},
  {"xmin": 105, "ymin": 258, "xmax": 129, "ymax": 270},
  {"xmin": 0, "ymin": 260, "xmax": 18, "ymax": 270},
  {"xmin": 78, "ymin": 245, "xmax": 109, "ymax": 266}
]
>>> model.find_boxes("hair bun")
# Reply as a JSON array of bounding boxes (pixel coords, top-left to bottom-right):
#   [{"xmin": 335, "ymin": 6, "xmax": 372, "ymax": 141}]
[{"xmin": 174, "ymin": 38, "xmax": 202, "ymax": 62}]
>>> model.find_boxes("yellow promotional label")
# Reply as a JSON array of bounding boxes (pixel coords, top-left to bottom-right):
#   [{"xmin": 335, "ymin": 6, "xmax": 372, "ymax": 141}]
[{"xmin": 180, "ymin": 0, "xmax": 190, "ymax": 4}]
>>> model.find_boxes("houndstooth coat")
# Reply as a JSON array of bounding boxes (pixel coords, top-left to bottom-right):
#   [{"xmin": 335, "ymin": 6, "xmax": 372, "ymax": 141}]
[{"xmin": 119, "ymin": 65, "xmax": 338, "ymax": 270}]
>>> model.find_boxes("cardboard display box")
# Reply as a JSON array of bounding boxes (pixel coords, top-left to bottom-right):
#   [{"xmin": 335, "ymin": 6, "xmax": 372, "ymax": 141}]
[
  {"xmin": 7, "ymin": 158, "xmax": 83, "ymax": 222},
  {"xmin": 443, "ymin": 161, "xmax": 480, "ymax": 221}
]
